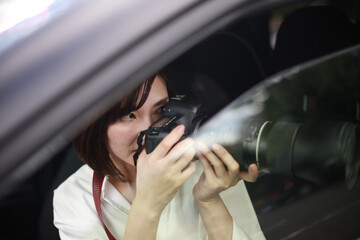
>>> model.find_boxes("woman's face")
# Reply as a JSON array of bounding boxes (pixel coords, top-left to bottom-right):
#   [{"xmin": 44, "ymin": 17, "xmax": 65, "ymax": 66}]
[{"xmin": 107, "ymin": 76, "xmax": 169, "ymax": 166}]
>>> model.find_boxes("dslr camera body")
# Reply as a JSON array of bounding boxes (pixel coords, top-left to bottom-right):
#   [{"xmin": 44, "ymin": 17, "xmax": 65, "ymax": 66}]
[{"xmin": 133, "ymin": 95, "xmax": 206, "ymax": 165}]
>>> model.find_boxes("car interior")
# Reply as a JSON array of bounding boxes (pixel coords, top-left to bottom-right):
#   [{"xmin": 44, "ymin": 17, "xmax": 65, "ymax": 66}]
[{"xmin": 1, "ymin": 1, "xmax": 360, "ymax": 239}]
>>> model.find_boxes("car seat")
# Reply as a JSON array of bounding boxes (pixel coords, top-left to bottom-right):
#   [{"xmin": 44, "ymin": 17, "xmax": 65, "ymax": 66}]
[
  {"xmin": 165, "ymin": 32, "xmax": 266, "ymax": 116},
  {"xmin": 273, "ymin": 5, "xmax": 357, "ymax": 71}
]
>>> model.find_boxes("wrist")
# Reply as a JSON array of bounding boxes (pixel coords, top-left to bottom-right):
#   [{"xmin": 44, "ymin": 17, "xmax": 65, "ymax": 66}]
[
  {"xmin": 194, "ymin": 194, "xmax": 233, "ymax": 240},
  {"xmin": 131, "ymin": 197, "xmax": 163, "ymax": 220},
  {"xmin": 125, "ymin": 198, "xmax": 162, "ymax": 240},
  {"xmin": 194, "ymin": 194, "xmax": 222, "ymax": 206}
]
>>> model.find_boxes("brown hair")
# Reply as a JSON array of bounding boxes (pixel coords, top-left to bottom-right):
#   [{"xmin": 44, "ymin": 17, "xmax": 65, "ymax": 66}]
[{"xmin": 73, "ymin": 72, "xmax": 174, "ymax": 181}]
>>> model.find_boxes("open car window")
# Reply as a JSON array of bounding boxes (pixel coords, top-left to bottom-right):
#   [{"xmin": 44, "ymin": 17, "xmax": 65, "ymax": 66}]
[
  {"xmin": 196, "ymin": 44, "xmax": 360, "ymax": 186},
  {"xmin": 192, "ymin": 44, "xmax": 360, "ymax": 239}
]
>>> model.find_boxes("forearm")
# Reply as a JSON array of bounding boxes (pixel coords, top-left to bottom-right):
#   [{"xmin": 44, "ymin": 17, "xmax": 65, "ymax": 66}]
[
  {"xmin": 123, "ymin": 199, "xmax": 162, "ymax": 240},
  {"xmin": 196, "ymin": 195, "xmax": 233, "ymax": 240}
]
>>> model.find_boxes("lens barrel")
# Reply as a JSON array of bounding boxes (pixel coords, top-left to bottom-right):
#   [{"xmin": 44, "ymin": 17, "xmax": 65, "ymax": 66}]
[{"xmin": 242, "ymin": 119, "xmax": 359, "ymax": 185}]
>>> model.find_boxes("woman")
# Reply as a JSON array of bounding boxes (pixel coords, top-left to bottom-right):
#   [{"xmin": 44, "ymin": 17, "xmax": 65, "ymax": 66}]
[{"xmin": 53, "ymin": 73, "xmax": 265, "ymax": 239}]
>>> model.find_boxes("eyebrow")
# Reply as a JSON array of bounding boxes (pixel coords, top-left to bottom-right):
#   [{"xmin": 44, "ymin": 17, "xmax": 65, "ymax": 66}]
[{"xmin": 153, "ymin": 97, "xmax": 169, "ymax": 108}]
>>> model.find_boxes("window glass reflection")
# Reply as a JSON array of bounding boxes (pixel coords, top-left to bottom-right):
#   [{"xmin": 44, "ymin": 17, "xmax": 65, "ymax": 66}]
[{"xmin": 195, "ymin": 45, "xmax": 360, "ymax": 190}]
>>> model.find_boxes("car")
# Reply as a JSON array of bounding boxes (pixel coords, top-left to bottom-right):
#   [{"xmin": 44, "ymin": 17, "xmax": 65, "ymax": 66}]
[{"xmin": 0, "ymin": 0, "xmax": 359, "ymax": 239}]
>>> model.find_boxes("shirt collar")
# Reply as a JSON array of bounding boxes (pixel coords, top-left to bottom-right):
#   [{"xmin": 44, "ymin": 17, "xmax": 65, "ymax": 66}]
[{"xmin": 102, "ymin": 175, "xmax": 131, "ymax": 214}]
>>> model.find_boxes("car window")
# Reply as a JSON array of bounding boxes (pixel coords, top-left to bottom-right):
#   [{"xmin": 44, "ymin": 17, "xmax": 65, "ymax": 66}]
[
  {"xmin": 191, "ymin": 44, "xmax": 360, "ymax": 240},
  {"xmin": 164, "ymin": 3, "xmax": 360, "ymax": 238}
]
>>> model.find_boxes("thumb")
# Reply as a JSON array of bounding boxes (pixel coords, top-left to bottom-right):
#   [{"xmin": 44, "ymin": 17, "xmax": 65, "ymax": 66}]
[{"xmin": 239, "ymin": 164, "xmax": 258, "ymax": 182}]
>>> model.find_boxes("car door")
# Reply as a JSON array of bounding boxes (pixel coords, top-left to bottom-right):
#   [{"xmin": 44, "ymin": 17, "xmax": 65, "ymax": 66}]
[{"xmin": 1, "ymin": 0, "xmax": 359, "ymax": 239}]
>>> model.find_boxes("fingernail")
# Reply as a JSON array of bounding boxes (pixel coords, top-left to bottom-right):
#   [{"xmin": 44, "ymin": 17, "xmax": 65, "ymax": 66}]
[
  {"xmin": 212, "ymin": 143, "xmax": 221, "ymax": 151},
  {"xmin": 177, "ymin": 125, "xmax": 185, "ymax": 133}
]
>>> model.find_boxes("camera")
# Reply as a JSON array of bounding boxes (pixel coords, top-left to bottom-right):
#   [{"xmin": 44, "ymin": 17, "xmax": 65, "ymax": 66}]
[
  {"xmin": 132, "ymin": 94, "xmax": 360, "ymax": 188},
  {"xmin": 133, "ymin": 95, "xmax": 206, "ymax": 165}
]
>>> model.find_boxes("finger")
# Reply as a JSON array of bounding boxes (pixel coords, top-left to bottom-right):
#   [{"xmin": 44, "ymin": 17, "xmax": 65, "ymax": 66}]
[
  {"xmin": 178, "ymin": 161, "xmax": 196, "ymax": 183},
  {"xmin": 238, "ymin": 163, "xmax": 259, "ymax": 182},
  {"xmin": 165, "ymin": 137, "xmax": 194, "ymax": 163},
  {"xmin": 151, "ymin": 125, "xmax": 185, "ymax": 159},
  {"xmin": 197, "ymin": 142, "xmax": 226, "ymax": 177},
  {"xmin": 212, "ymin": 144, "xmax": 240, "ymax": 178},
  {"xmin": 197, "ymin": 152, "xmax": 216, "ymax": 178},
  {"xmin": 137, "ymin": 148, "xmax": 146, "ymax": 163},
  {"xmin": 173, "ymin": 146, "xmax": 196, "ymax": 171}
]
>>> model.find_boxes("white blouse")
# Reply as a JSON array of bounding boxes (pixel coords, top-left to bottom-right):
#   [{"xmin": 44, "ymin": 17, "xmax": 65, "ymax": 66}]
[{"xmin": 53, "ymin": 163, "xmax": 265, "ymax": 239}]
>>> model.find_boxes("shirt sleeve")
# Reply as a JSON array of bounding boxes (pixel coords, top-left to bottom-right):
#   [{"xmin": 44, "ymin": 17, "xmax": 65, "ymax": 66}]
[
  {"xmin": 53, "ymin": 165, "xmax": 111, "ymax": 240},
  {"xmin": 53, "ymin": 187, "xmax": 109, "ymax": 240},
  {"xmin": 232, "ymin": 220, "xmax": 266, "ymax": 240},
  {"xmin": 221, "ymin": 181, "xmax": 266, "ymax": 240}
]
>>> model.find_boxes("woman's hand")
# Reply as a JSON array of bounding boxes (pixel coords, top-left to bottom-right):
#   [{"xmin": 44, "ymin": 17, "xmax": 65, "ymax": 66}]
[
  {"xmin": 193, "ymin": 142, "xmax": 258, "ymax": 202},
  {"xmin": 134, "ymin": 125, "xmax": 196, "ymax": 216},
  {"xmin": 125, "ymin": 125, "xmax": 195, "ymax": 240}
]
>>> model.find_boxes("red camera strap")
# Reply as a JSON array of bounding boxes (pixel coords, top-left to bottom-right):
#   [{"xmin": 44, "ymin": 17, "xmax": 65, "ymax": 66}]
[{"xmin": 92, "ymin": 171, "xmax": 116, "ymax": 240}]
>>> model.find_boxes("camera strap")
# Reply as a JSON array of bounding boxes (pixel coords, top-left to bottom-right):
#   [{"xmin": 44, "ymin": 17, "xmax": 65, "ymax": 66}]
[
  {"xmin": 133, "ymin": 130, "xmax": 148, "ymax": 166},
  {"xmin": 92, "ymin": 171, "xmax": 116, "ymax": 240}
]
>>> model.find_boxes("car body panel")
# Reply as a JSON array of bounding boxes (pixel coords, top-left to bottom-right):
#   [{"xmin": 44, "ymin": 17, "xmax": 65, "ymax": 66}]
[{"xmin": 0, "ymin": 0, "xmax": 297, "ymax": 196}]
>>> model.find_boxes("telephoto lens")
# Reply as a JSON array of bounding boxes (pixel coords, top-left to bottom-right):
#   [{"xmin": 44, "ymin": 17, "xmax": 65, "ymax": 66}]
[{"xmin": 241, "ymin": 119, "xmax": 359, "ymax": 186}]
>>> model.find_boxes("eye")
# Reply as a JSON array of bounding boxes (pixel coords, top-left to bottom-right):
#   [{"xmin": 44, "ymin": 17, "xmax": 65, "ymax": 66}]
[
  {"xmin": 155, "ymin": 106, "xmax": 165, "ymax": 115},
  {"xmin": 120, "ymin": 113, "xmax": 136, "ymax": 121}
]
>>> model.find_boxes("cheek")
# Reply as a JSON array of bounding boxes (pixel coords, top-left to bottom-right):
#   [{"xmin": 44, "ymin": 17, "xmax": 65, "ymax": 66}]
[{"xmin": 107, "ymin": 124, "xmax": 137, "ymax": 153}]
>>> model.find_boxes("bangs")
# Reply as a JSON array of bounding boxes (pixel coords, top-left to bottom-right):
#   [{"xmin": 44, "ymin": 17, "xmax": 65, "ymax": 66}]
[{"xmin": 107, "ymin": 75, "xmax": 156, "ymax": 124}]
